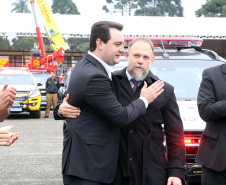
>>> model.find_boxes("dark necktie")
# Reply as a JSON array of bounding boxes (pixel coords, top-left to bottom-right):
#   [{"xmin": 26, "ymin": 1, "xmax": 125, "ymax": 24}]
[{"xmin": 131, "ymin": 78, "xmax": 139, "ymax": 92}]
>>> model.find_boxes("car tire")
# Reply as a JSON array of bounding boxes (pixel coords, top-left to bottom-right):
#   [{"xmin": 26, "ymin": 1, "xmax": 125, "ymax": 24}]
[{"xmin": 31, "ymin": 109, "xmax": 41, "ymax": 118}]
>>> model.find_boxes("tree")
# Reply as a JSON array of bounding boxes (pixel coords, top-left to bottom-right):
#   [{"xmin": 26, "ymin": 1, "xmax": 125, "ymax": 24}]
[
  {"xmin": 102, "ymin": 0, "xmax": 138, "ymax": 16},
  {"xmin": 135, "ymin": 0, "xmax": 183, "ymax": 16},
  {"xmin": 52, "ymin": 0, "xmax": 80, "ymax": 14},
  {"xmin": 0, "ymin": 37, "xmax": 11, "ymax": 50},
  {"xmin": 67, "ymin": 38, "xmax": 89, "ymax": 51},
  {"xmin": 12, "ymin": 37, "xmax": 37, "ymax": 50},
  {"xmin": 195, "ymin": 0, "xmax": 226, "ymax": 17},
  {"xmin": 11, "ymin": 0, "xmax": 31, "ymax": 13},
  {"xmin": 223, "ymin": 5, "xmax": 226, "ymax": 16}
]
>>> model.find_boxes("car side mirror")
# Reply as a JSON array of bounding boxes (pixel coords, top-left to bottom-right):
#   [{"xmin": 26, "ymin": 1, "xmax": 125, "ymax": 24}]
[
  {"xmin": 37, "ymin": 81, "xmax": 43, "ymax": 86},
  {"xmin": 60, "ymin": 81, "xmax": 64, "ymax": 87}
]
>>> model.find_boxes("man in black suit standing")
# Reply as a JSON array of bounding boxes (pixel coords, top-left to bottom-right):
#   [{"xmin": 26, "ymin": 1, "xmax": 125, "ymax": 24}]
[
  {"xmin": 55, "ymin": 37, "xmax": 185, "ymax": 185},
  {"xmin": 111, "ymin": 38, "xmax": 185, "ymax": 185},
  {"xmin": 196, "ymin": 64, "xmax": 226, "ymax": 185},
  {"xmin": 60, "ymin": 21, "xmax": 164, "ymax": 185}
]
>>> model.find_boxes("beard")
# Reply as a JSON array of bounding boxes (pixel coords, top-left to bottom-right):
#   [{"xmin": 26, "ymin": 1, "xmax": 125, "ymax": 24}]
[{"xmin": 127, "ymin": 62, "xmax": 151, "ymax": 81}]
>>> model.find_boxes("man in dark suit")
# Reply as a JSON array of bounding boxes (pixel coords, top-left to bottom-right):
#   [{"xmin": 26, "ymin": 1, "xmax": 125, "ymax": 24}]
[
  {"xmin": 196, "ymin": 64, "xmax": 226, "ymax": 185},
  {"xmin": 55, "ymin": 37, "xmax": 185, "ymax": 185},
  {"xmin": 58, "ymin": 21, "xmax": 164, "ymax": 185}
]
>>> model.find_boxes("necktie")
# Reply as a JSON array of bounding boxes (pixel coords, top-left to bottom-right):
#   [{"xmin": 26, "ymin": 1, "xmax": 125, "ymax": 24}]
[{"xmin": 131, "ymin": 78, "xmax": 139, "ymax": 92}]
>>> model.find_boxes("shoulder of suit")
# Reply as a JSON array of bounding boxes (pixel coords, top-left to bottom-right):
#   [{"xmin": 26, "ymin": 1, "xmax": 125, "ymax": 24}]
[
  {"xmin": 113, "ymin": 68, "xmax": 125, "ymax": 79},
  {"xmin": 204, "ymin": 64, "xmax": 222, "ymax": 73},
  {"xmin": 148, "ymin": 71, "xmax": 172, "ymax": 88}
]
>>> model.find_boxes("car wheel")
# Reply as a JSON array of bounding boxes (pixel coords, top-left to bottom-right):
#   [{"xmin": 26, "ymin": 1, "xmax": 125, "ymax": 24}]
[{"xmin": 31, "ymin": 109, "xmax": 41, "ymax": 118}]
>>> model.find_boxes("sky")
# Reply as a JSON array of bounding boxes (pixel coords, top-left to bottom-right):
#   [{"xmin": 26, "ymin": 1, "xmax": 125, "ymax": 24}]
[{"xmin": 0, "ymin": 0, "xmax": 207, "ymax": 17}]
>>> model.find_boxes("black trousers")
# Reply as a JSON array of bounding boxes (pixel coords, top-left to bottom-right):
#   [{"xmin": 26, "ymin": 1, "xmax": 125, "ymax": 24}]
[
  {"xmin": 202, "ymin": 166, "xmax": 226, "ymax": 185},
  {"xmin": 63, "ymin": 175, "xmax": 110, "ymax": 185}
]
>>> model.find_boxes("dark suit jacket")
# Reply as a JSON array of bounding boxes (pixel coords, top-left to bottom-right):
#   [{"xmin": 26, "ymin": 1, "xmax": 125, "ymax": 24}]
[
  {"xmin": 62, "ymin": 53, "xmax": 146, "ymax": 183},
  {"xmin": 196, "ymin": 64, "xmax": 226, "ymax": 171},
  {"xmin": 112, "ymin": 68, "xmax": 186, "ymax": 185}
]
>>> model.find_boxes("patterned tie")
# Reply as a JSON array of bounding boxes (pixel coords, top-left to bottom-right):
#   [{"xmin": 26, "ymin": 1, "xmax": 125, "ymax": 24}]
[{"xmin": 131, "ymin": 78, "xmax": 139, "ymax": 92}]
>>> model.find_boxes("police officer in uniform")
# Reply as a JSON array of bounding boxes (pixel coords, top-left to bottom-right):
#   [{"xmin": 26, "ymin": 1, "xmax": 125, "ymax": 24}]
[{"xmin": 44, "ymin": 71, "xmax": 60, "ymax": 118}]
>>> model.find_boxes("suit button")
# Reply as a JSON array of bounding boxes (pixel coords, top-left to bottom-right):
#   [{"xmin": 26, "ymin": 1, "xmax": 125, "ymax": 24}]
[
  {"xmin": 129, "ymin": 129, "xmax": 134, "ymax": 133},
  {"xmin": 129, "ymin": 157, "xmax": 133, "ymax": 161}
]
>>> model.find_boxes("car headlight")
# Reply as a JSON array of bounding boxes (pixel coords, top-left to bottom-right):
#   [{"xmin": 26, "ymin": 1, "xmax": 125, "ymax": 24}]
[{"xmin": 30, "ymin": 90, "xmax": 40, "ymax": 98}]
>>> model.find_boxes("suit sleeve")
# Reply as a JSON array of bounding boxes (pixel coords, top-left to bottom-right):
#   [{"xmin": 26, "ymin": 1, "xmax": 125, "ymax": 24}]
[
  {"xmin": 53, "ymin": 102, "xmax": 65, "ymax": 120},
  {"xmin": 197, "ymin": 69, "xmax": 226, "ymax": 122},
  {"xmin": 163, "ymin": 86, "xmax": 186, "ymax": 179},
  {"xmin": 69, "ymin": 73, "xmax": 146, "ymax": 127}
]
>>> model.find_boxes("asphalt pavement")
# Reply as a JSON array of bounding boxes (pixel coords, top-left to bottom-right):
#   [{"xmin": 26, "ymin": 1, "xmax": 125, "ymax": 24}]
[{"xmin": 0, "ymin": 111, "xmax": 64, "ymax": 185}]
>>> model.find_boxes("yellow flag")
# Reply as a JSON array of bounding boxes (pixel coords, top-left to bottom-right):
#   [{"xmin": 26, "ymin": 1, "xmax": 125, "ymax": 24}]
[{"xmin": 36, "ymin": 0, "xmax": 67, "ymax": 51}]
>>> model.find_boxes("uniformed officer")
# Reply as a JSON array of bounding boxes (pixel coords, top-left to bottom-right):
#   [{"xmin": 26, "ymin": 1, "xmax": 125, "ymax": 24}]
[{"xmin": 44, "ymin": 71, "xmax": 60, "ymax": 118}]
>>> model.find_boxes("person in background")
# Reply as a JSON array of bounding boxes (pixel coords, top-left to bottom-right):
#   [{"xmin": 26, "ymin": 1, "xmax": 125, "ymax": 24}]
[
  {"xmin": 44, "ymin": 71, "xmax": 60, "ymax": 118},
  {"xmin": 0, "ymin": 83, "xmax": 19, "ymax": 146},
  {"xmin": 196, "ymin": 63, "xmax": 226, "ymax": 185}
]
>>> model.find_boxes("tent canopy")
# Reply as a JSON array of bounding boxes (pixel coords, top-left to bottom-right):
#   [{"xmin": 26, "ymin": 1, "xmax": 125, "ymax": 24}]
[{"xmin": 1, "ymin": 13, "xmax": 226, "ymax": 39}]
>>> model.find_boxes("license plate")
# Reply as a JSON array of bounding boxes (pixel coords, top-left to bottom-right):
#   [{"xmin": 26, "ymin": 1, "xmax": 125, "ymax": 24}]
[
  {"xmin": 12, "ymin": 101, "xmax": 20, "ymax": 107},
  {"xmin": 10, "ymin": 107, "xmax": 22, "ymax": 112}
]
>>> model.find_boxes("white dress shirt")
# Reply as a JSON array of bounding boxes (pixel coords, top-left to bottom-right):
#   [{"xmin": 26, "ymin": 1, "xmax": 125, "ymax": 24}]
[{"xmin": 88, "ymin": 51, "xmax": 112, "ymax": 80}]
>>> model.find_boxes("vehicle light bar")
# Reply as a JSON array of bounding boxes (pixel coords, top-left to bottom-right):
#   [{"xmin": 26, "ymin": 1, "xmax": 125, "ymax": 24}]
[
  {"xmin": 0, "ymin": 67, "xmax": 29, "ymax": 71},
  {"xmin": 124, "ymin": 37, "xmax": 203, "ymax": 48},
  {"xmin": 185, "ymin": 138, "xmax": 201, "ymax": 144}
]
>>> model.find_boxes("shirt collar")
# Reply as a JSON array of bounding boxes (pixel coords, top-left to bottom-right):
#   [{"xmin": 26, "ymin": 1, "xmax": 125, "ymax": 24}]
[
  {"xmin": 126, "ymin": 69, "xmax": 133, "ymax": 81},
  {"xmin": 88, "ymin": 51, "xmax": 112, "ymax": 80}
]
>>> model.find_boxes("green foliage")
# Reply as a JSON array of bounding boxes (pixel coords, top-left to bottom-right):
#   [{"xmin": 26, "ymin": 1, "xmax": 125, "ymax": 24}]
[
  {"xmin": 12, "ymin": 37, "xmax": 37, "ymax": 50},
  {"xmin": 135, "ymin": 7, "xmax": 161, "ymax": 16},
  {"xmin": 195, "ymin": 0, "xmax": 226, "ymax": 17},
  {"xmin": 0, "ymin": 37, "xmax": 11, "ymax": 50},
  {"xmin": 223, "ymin": 5, "xmax": 226, "ymax": 16},
  {"xmin": 52, "ymin": 0, "xmax": 80, "ymax": 14},
  {"xmin": 76, "ymin": 42, "xmax": 90, "ymax": 52},
  {"xmin": 135, "ymin": 0, "xmax": 183, "ymax": 16},
  {"xmin": 103, "ymin": 0, "xmax": 138, "ymax": 16},
  {"xmin": 11, "ymin": 0, "xmax": 31, "ymax": 13},
  {"xmin": 67, "ymin": 38, "xmax": 89, "ymax": 51}
]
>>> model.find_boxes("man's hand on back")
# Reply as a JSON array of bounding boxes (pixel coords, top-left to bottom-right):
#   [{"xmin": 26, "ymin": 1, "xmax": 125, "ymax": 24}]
[{"xmin": 59, "ymin": 94, "xmax": 81, "ymax": 118}]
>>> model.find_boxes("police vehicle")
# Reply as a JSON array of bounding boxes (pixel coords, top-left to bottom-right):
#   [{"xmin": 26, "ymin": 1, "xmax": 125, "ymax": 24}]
[
  {"xmin": 112, "ymin": 37, "xmax": 226, "ymax": 184},
  {"xmin": 30, "ymin": 70, "xmax": 50, "ymax": 109},
  {"xmin": 0, "ymin": 67, "xmax": 42, "ymax": 118}
]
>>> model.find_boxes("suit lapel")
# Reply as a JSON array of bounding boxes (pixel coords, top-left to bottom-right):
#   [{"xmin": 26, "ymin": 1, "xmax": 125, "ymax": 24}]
[
  {"xmin": 112, "ymin": 74, "xmax": 121, "ymax": 101},
  {"xmin": 85, "ymin": 53, "xmax": 109, "ymax": 77},
  {"xmin": 85, "ymin": 53, "xmax": 121, "ymax": 99},
  {"xmin": 115, "ymin": 68, "xmax": 134, "ymax": 98}
]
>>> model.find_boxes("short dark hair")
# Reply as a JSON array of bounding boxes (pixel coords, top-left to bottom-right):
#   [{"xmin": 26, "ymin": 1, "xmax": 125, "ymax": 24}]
[
  {"xmin": 89, "ymin": 21, "xmax": 123, "ymax": 52},
  {"xmin": 51, "ymin": 71, "xmax": 55, "ymax": 74}
]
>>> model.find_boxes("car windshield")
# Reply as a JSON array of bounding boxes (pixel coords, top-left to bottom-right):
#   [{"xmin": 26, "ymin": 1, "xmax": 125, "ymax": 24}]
[
  {"xmin": 152, "ymin": 59, "xmax": 224, "ymax": 100},
  {"xmin": 32, "ymin": 73, "xmax": 49, "ymax": 84},
  {"xmin": 0, "ymin": 74, "xmax": 34, "ymax": 85}
]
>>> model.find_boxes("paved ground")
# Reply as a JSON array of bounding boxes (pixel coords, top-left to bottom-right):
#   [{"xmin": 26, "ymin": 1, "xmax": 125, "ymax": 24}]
[{"xmin": 0, "ymin": 110, "xmax": 64, "ymax": 185}]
